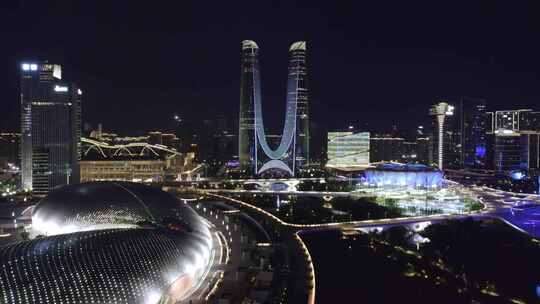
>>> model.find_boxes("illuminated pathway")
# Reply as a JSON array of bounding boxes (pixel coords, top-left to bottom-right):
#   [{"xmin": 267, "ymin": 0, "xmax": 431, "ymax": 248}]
[
  {"xmin": 468, "ymin": 186, "xmax": 540, "ymax": 238},
  {"xmin": 204, "ymin": 188, "xmax": 354, "ymax": 197},
  {"xmin": 197, "ymin": 182, "xmax": 540, "ymax": 236}
]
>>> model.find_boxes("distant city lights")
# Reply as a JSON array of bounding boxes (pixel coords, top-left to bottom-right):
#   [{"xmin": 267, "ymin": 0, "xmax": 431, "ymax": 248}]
[
  {"xmin": 54, "ymin": 85, "xmax": 69, "ymax": 92},
  {"xmin": 22, "ymin": 63, "xmax": 38, "ymax": 71}
]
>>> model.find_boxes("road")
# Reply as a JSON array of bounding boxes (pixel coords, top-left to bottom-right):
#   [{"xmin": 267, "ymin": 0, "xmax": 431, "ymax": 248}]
[
  {"xmin": 183, "ymin": 199, "xmax": 275, "ymax": 303},
  {"xmin": 200, "ymin": 183, "xmax": 540, "ymax": 237}
]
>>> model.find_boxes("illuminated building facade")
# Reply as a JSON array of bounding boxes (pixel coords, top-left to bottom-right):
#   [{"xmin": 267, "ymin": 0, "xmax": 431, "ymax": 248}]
[
  {"xmin": 80, "ymin": 160, "xmax": 166, "ymax": 182},
  {"xmin": 0, "ymin": 182, "xmax": 212, "ymax": 303},
  {"xmin": 238, "ymin": 40, "xmax": 309, "ymax": 176},
  {"xmin": 429, "ymin": 102, "xmax": 459, "ymax": 170},
  {"xmin": 494, "ymin": 109, "xmax": 533, "ymax": 131},
  {"xmin": 494, "ymin": 129, "xmax": 521, "ymax": 171},
  {"xmin": 364, "ymin": 163, "xmax": 443, "ymax": 189},
  {"xmin": 80, "ymin": 137, "xmax": 185, "ymax": 182},
  {"xmin": 402, "ymin": 141, "xmax": 419, "ymax": 162},
  {"xmin": 326, "ymin": 132, "xmax": 370, "ymax": 169},
  {"xmin": 20, "ymin": 62, "xmax": 81, "ymax": 194},
  {"xmin": 520, "ymin": 132, "xmax": 540, "ymax": 171},
  {"xmin": 460, "ymin": 97, "xmax": 487, "ymax": 168}
]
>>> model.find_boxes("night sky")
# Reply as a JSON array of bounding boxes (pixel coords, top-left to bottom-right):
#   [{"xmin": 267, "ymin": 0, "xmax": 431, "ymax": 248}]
[{"xmin": 1, "ymin": 1, "xmax": 540, "ymax": 136}]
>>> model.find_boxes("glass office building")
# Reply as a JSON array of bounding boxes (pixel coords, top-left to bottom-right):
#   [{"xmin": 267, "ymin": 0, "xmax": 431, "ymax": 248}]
[
  {"xmin": 238, "ymin": 40, "xmax": 310, "ymax": 176},
  {"xmin": 369, "ymin": 136, "xmax": 404, "ymax": 163},
  {"xmin": 520, "ymin": 132, "xmax": 540, "ymax": 171},
  {"xmin": 460, "ymin": 97, "xmax": 487, "ymax": 168},
  {"xmin": 20, "ymin": 63, "xmax": 81, "ymax": 194},
  {"xmin": 494, "ymin": 129, "xmax": 522, "ymax": 172},
  {"xmin": 327, "ymin": 132, "xmax": 370, "ymax": 169},
  {"xmin": 289, "ymin": 42, "xmax": 310, "ymax": 168},
  {"xmin": 494, "ymin": 109, "xmax": 535, "ymax": 131}
]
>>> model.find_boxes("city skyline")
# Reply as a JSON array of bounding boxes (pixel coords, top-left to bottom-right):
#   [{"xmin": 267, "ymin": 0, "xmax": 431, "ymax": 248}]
[
  {"xmin": 2, "ymin": 2, "xmax": 540, "ymax": 134},
  {"xmin": 3, "ymin": 3, "xmax": 540, "ymax": 303}
]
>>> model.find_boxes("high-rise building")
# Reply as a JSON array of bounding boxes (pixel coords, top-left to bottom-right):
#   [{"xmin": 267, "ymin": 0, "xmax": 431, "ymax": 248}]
[
  {"xmin": 416, "ymin": 137, "xmax": 430, "ymax": 164},
  {"xmin": 290, "ymin": 42, "xmax": 310, "ymax": 168},
  {"xmin": 326, "ymin": 132, "xmax": 369, "ymax": 169},
  {"xmin": 486, "ymin": 112, "xmax": 494, "ymax": 134},
  {"xmin": 429, "ymin": 102, "xmax": 459, "ymax": 170},
  {"xmin": 238, "ymin": 40, "xmax": 309, "ymax": 176},
  {"xmin": 20, "ymin": 62, "xmax": 81, "ymax": 194},
  {"xmin": 369, "ymin": 136, "xmax": 404, "ymax": 163},
  {"xmin": 238, "ymin": 41, "xmax": 258, "ymax": 173},
  {"xmin": 0, "ymin": 133, "xmax": 20, "ymax": 167},
  {"xmin": 520, "ymin": 132, "xmax": 540, "ymax": 172},
  {"xmin": 520, "ymin": 111, "xmax": 540, "ymax": 132},
  {"xmin": 460, "ymin": 97, "xmax": 487, "ymax": 168},
  {"xmin": 494, "ymin": 129, "xmax": 521, "ymax": 172},
  {"xmin": 494, "ymin": 109, "xmax": 532, "ymax": 131},
  {"xmin": 402, "ymin": 141, "xmax": 418, "ymax": 162}
]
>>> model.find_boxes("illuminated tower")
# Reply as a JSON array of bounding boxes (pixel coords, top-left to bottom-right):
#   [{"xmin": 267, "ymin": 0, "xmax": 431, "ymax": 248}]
[
  {"xmin": 289, "ymin": 42, "xmax": 310, "ymax": 167},
  {"xmin": 238, "ymin": 40, "xmax": 310, "ymax": 176},
  {"xmin": 238, "ymin": 41, "xmax": 259, "ymax": 175},
  {"xmin": 429, "ymin": 102, "xmax": 456, "ymax": 170},
  {"xmin": 20, "ymin": 62, "xmax": 81, "ymax": 194}
]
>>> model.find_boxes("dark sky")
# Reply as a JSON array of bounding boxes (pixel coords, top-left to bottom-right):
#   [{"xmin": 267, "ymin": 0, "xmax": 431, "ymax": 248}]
[{"xmin": 2, "ymin": 1, "xmax": 540, "ymax": 135}]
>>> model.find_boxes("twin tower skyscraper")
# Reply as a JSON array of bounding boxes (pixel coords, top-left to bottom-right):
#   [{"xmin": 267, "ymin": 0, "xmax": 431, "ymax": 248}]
[{"xmin": 239, "ymin": 40, "xmax": 310, "ymax": 177}]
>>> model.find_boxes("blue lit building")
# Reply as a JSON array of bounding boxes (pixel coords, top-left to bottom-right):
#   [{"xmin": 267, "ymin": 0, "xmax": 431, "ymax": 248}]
[
  {"xmin": 364, "ymin": 163, "xmax": 443, "ymax": 188},
  {"xmin": 494, "ymin": 129, "xmax": 521, "ymax": 172},
  {"xmin": 460, "ymin": 97, "xmax": 487, "ymax": 168}
]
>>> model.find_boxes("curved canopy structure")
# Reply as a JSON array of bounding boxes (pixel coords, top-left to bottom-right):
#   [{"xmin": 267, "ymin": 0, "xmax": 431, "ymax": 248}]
[
  {"xmin": 81, "ymin": 137, "xmax": 181, "ymax": 160},
  {"xmin": 257, "ymin": 159, "xmax": 294, "ymax": 176}
]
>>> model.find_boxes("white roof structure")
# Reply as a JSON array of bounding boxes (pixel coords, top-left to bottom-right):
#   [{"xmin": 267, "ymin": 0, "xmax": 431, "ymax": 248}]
[
  {"xmin": 242, "ymin": 40, "xmax": 259, "ymax": 50},
  {"xmin": 289, "ymin": 41, "xmax": 306, "ymax": 51}
]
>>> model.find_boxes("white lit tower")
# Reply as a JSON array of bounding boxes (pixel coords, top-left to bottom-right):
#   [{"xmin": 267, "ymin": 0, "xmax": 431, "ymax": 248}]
[
  {"xmin": 238, "ymin": 40, "xmax": 310, "ymax": 177},
  {"xmin": 429, "ymin": 102, "xmax": 456, "ymax": 170}
]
